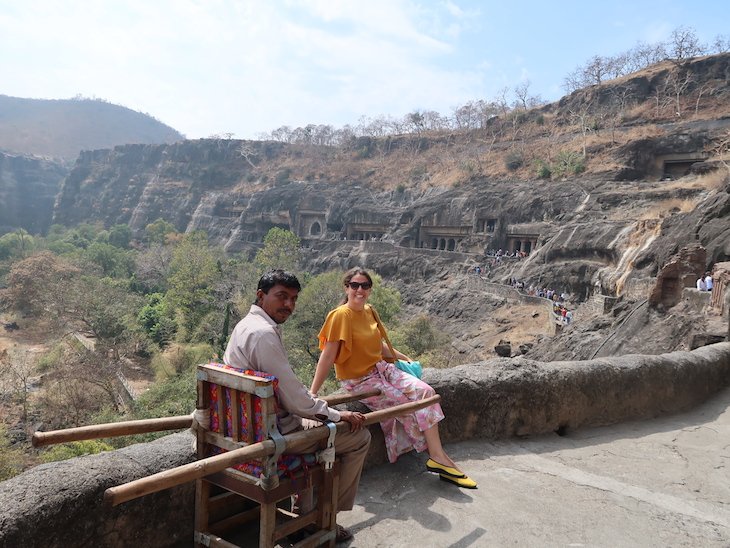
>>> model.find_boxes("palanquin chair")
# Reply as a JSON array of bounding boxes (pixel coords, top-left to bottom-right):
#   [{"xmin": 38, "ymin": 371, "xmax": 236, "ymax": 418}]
[{"xmin": 32, "ymin": 363, "xmax": 440, "ymax": 548}]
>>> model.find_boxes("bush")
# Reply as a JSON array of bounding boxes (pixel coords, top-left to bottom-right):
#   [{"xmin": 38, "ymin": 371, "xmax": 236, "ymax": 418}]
[
  {"xmin": 40, "ymin": 439, "xmax": 114, "ymax": 463},
  {"xmin": 138, "ymin": 293, "xmax": 177, "ymax": 347},
  {"xmin": 390, "ymin": 315, "xmax": 449, "ymax": 358},
  {"xmin": 553, "ymin": 151, "xmax": 586, "ymax": 178},
  {"xmin": 36, "ymin": 343, "xmax": 65, "ymax": 372},
  {"xmin": 275, "ymin": 168, "xmax": 292, "ymax": 185},
  {"xmin": 535, "ymin": 160, "xmax": 552, "ymax": 179},
  {"xmin": 132, "ymin": 360, "xmax": 198, "ymax": 421},
  {"xmin": 0, "ymin": 425, "xmax": 23, "ymax": 480},
  {"xmin": 152, "ymin": 343, "xmax": 214, "ymax": 380},
  {"xmin": 505, "ymin": 151, "xmax": 524, "ymax": 171}
]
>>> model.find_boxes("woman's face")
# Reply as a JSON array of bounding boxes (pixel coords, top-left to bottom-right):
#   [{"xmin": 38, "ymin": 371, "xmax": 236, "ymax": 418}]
[{"xmin": 345, "ymin": 274, "xmax": 372, "ymax": 308}]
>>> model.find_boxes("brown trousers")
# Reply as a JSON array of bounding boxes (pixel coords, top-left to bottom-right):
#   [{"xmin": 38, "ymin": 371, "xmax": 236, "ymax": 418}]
[{"xmin": 290, "ymin": 419, "xmax": 371, "ymax": 512}]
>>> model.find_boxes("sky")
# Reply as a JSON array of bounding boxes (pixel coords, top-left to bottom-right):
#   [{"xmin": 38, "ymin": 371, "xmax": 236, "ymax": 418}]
[{"xmin": 1, "ymin": 0, "xmax": 728, "ymax": 139}]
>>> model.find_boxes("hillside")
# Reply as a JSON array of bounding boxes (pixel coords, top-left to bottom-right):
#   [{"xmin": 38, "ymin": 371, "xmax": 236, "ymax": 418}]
[
  {"xmin": 0, "ymin": 95, "xmax": 184, "ymax": 161},
  {"xmin": 2, "ymin": 54, "xmax": 729, "ymax": 364}
]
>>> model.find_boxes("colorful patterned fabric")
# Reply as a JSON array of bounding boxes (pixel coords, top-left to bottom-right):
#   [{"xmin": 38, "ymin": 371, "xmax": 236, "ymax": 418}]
[
  {"xmin": 205, "ymin": 362, "xmax": 313, "ymax": 478},
  {"xmin": 341, "ymin": 360, "xmax": 444, "ymax": 463}
]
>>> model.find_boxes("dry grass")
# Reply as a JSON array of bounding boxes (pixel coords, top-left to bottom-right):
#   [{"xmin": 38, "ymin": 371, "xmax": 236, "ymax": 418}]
[
  {"xmin": 237, "ymin": 72, "xmax": 727, "ymax": 193},
  {"xmin": 696, "ymin": 168, "xmax": 730, "ymax": 190},
  {"xmin": 636, "ymin": 198, "xmax": 698, "ymax": 220}
]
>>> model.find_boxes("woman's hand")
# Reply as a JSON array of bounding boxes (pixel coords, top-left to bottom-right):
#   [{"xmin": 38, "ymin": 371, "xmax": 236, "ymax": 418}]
[{"xmin": 339, "ymin": 410, "xmax": 366, "ymax": 432}]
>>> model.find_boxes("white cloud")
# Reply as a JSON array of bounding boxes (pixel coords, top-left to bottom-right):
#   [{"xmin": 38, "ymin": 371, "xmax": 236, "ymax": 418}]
[{"xmin": 3, "ymin": 0, "xmax": 725, "ymax": 139}]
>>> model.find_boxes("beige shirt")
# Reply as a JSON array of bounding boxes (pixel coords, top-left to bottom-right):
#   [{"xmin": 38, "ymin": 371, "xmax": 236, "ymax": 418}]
[{"xmin": 223, "ymin": 304, "xmax": 340, "ymax": 433}]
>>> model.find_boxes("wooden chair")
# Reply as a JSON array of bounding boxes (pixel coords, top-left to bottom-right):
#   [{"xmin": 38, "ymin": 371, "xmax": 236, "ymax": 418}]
[{"xmin": 194, "ymin": 363, "xmax": 341, "ymax": 548}]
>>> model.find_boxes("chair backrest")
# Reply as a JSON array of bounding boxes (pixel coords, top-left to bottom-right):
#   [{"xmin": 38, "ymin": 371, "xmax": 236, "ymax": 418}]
[{"xmin": 196, "ymin": 363, "xmax": 314, "ymax": 487}]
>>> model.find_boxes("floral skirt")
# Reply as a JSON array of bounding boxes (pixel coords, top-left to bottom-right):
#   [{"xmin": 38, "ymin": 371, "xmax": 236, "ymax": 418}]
[{"xmin": 341, "ymin": 360, "xmax": 444, "ymax": 463}]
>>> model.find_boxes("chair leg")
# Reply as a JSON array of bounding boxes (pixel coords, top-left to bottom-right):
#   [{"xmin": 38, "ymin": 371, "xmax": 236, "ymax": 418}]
[
  {"xmin": 316, "ymin": 470, "xmax": 338, "ymax": 548},
  {"xmin": 259, "ymin": 501, "xmax": 277, "ymax": 548},
  {"xmin": 194, "ymin": 479, "xmax": 210, "ymax": 548}
]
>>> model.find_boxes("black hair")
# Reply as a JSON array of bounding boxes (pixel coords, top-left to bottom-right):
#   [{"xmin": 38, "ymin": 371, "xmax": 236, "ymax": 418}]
[{"xmin": 257, "ymin": 269, "xmax": 301, "ymax": 296}]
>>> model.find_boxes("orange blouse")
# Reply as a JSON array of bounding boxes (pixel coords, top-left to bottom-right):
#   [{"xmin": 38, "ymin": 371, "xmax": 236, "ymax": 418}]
[{"xmin": 318, "ymin": 304, "xmax": 382, "ymax": 379}]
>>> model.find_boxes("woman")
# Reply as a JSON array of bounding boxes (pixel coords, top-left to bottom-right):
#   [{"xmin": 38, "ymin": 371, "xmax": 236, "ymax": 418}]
[{"xmin": 311, "ymin": 267, "xmax": 476, "ymax": 489}]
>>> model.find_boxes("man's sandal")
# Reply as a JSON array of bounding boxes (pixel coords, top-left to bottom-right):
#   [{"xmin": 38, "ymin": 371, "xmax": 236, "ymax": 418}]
[
  {"xmin": 439, "ymin": 473, "xmax": 478, "ymax": 489},
  {"xmin": 336, "ymin": 524, "xmax": 353, "ymax": 543},
  {"xmin": 426, "ymin": 458, "xmax": 466, "ymax": 478}
]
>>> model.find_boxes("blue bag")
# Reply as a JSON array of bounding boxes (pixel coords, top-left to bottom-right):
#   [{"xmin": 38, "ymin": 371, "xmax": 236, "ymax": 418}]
[{"xmin": 395, "ymin": 359, "xmax": 423, "ymax": 379}]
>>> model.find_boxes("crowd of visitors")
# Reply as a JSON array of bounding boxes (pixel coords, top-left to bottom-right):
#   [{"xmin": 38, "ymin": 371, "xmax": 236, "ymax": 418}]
[{"xmin": 468, "ymin": 265, "xmax": 575, "ymax": 326}]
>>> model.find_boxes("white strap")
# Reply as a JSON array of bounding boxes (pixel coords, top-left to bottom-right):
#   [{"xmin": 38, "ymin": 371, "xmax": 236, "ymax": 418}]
[{"xmin": 191, "ymin": 408, "xmax": 210, "ymax": 431}]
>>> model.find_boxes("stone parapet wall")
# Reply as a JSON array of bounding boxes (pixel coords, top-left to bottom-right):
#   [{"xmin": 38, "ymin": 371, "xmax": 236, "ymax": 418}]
[
  {"xmin": 2, "ymin": 342, "xmax": 729, "ymax": 547},
  {"xmin": 429, "ymin": 342, "xmax": 730, "ymax": 442},
  {"xmin": 682, "ymin": 287, "xmax": 712, "ymax": 311},
  {"xmin": 0, "ymin": 432, "xmax": 195, "ymax": 548}
]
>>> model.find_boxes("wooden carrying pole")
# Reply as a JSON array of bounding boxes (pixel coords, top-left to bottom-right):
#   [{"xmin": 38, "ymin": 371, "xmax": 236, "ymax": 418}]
[
  {"xmin": 31, "ymin": 416, "xmax": 194, "ymax": 448},
  {"xmin": 104, "ymin": 394, "xmax": 440, "ymax": 507},
  {"xmin": 31, "ymin": 389, "xmax": 382, "ymax": 448}
]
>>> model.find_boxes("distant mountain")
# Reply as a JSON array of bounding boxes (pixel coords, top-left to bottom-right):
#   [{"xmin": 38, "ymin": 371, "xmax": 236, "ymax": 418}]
[{"xmin": 0, "ymin": 95, "xmax": 184, "ymax": 161}]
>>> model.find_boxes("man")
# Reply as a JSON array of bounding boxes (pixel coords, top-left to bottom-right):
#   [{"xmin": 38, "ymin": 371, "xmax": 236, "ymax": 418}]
[
  {"xmin": 696, "ymin": 275, "xmax": 707, "ymax": 291},
  {"xmin": 224, "ymin": 269, "xmax": 370, "ymax": 543},
  {"xmin": 704, "ymin": 271, "xmax": 714, "ymax": 292}
]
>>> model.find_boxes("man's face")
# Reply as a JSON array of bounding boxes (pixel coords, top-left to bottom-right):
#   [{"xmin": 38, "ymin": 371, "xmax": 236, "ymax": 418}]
[{"xmin": 257, "ymin": 284, "xmax": 299, "ymax": 324}]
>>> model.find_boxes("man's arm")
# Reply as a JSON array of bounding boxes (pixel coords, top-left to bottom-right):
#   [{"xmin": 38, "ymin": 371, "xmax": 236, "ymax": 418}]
[{"xmin": 249, "ymin": 329, "xmax": 341, "ymax": 422}]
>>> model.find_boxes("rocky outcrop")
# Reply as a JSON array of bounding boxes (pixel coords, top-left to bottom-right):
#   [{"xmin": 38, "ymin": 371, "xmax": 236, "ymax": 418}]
[
  {"xmin": 2, "ymin": 343, "xmax": 729, "ymax": 547},
  {"xmin": 649, "ymin": 244, "xmax": 706, "ymax": 308},
  {"xmin": 0, "ymin": 152, "xmax": 68, "ymax": 235},
  {"xmin": 641, "ymin": 177, "xmax": 730, "ymax": 269}
]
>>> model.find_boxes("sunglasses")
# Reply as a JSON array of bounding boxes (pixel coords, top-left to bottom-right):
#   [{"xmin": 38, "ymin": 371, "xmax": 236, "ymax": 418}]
[{"xmin": 346, "ymin": 281, "xmax": 372, "ymax": 290}]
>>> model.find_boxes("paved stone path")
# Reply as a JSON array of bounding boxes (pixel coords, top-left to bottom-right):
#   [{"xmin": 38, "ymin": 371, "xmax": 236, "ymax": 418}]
[{"xmin": 338, "ymin": 386, "xmax": 730, "ymax": 547}]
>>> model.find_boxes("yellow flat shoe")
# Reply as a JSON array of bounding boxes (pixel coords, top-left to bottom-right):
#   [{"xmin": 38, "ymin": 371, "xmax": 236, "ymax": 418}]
[
  {"xmin": 439, "ymin": 473, "xmax": 478, "ymax": 489},
  {"xmin": 426, "ymin": 458, "xmax": 465, "ymax": 478}
]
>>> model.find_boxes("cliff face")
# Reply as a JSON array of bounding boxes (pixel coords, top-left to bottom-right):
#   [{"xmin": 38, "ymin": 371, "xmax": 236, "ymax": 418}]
[
  {"xmin": 0, "ymin": 152, "xmax": 68, "ymax": 235},
  {"xmin": 51, "ymin": 135, "xmax": 729, "ymax": 296}
]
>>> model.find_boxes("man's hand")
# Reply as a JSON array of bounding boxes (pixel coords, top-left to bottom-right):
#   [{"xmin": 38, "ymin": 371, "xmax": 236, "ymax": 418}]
[{"xmin": 339, "ymin": 410, "xmax": 366, "ymax": 432}]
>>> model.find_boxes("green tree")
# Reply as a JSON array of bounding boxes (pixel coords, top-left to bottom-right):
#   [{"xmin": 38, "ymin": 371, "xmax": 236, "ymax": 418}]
[
  {"xmin": 144, "ymin": 218, "xmax": 177, "ymax": 245},
  {"xmin": 0, "ymin": 229, "xmax": 34, "ymax": 261},
  {"xmin": 285, "ymin": 270, "xmax": 344, "ymax": 360},
  {"xmin": 395, "ymin": 315, "xmax": 449, "ymax": 356},
  {"xmin": 68, "ymin": 276, "xmax": 142, "ymax": 342},
  {"xmin": 166, "ymin": 232, "xmax": 220, "ymax": 340},
  {"xmin": 367, "ymin": 273, "xmax": 401, "ymax": 325},
  {"xmin": 83, "ymin": 242, "xmax": 134, "ymax": 277},
  {"xmin": 108, "ymin": 224, "xmax": 132, "ymax": 248},
  {"xmin": 137, "ymin": 293, "xmax": 177, "ymax": 347},
  {"xmin": 254, "ymin": 228, "xmax": 302, "ymax": 273}
]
